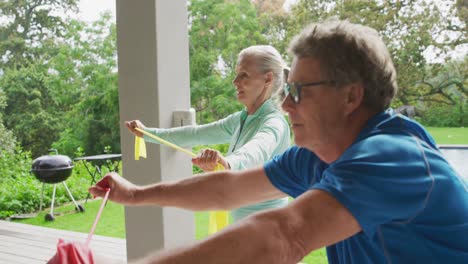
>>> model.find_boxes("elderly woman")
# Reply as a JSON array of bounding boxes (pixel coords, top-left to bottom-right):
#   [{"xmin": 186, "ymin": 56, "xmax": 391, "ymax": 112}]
[{"xmin": 126, "ymin": 45, "xmax": 291, "ymax": 222}]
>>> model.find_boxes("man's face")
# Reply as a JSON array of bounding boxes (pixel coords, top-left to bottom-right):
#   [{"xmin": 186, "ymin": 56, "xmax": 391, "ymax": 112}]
[{"xmin": 282, "ymin": 57, "xmax": 348, "ymax": 150}]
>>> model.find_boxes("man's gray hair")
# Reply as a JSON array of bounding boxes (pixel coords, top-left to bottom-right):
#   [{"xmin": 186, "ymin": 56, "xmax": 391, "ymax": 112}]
[
  {"xmin": 288, "ymin": 20, "xmax": 397, "ymax": 111},
  {"xmin": 238, "ymin": 45, "xmax": 288, "ymax": 97}
]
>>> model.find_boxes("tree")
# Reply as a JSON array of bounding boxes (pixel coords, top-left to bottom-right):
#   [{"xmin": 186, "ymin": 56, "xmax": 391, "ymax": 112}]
[
  {"xmin": 51, "ymin": 14, "xmax": 120, "ymax": 156},
  {"xmin": 0, "ymin": 64, "xmax": 61, "ymax": 157},
  {"xmin": 0, "ymin": 0, "xmax": 79, "ymax": 157},
  {"xmin": 263, "ymin": 0, "xmax": 467, "ymax": 108},
  {"xmin": 455, "ymin": 0, "xmax": 468, "ymax": 23},
  {"xmin": 0, "ymin": 88, "xmax": 15, "ymax": 154},
  {"xmin": 253, "ymin": 0, "xmax": 287, "ymax": 16},
  {"xmin": 414, "ymin": 59, "xmax": 467, "ymax": 105},
  {"xmin": 413, "ymin": 58, "xmax": 467, "ymax": 126},
  {"xmin": 0, "ymin": 8, "xmax": 119, "ymax": 157},
  {"xmin": 189, "ymin": 0, "xmax": 267, "ymax": 123},
  {"xmin": 0, "ymin": 0, "xmax": 78, "ymax": 70}
]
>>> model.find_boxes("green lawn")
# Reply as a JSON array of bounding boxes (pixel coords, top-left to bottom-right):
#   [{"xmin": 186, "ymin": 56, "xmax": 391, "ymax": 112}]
[
  {"xmin": 14, "ymin": 200, "xmax": 214, "ymax": 240},
  {"xmin": 15, "ymin": 199, "xmax": 126, "ymax": 238},
  {"xmin": 426, "ymin": 127, "xmax": 468, "ymax": 144},
  {"xmin": 14, "ymin": 199, "xmax": 326, "ymax": 262},
  {"xmin": 12, "ymin": 127, "xmax": 468, "ymax": 263}
]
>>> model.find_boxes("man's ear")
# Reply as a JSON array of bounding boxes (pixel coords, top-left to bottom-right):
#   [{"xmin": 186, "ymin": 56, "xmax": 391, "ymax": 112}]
[{"xmin": 343, "ymin": 82, "xmax": 364, "ymax": 115}]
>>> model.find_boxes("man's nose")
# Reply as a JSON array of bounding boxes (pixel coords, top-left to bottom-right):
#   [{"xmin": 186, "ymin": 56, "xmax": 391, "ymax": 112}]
[{"xmin": 281, "ymin": 94, "xmax": 295, "ymax": 113}]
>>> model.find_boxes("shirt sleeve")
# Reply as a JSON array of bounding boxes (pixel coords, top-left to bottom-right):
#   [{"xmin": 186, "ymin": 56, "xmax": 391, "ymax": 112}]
[
  {"xmin": 311, "ymin": 134, "xmax": 435, "ymax": 239},
  {"xmin": 264, "ymin": 147, "xmax": 323, "ymax": 198},
  {"xmin": 225, "ymin": 116, "xmax": 289, "ymax": 170},
  {"xmin": 143, "ymin": 112, "xmax": 239, "ymax": 147}
]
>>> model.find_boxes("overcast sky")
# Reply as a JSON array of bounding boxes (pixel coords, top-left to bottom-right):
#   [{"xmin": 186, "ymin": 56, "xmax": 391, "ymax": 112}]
[
  {"xmin": 77, "ymin": 0, "xmax": 465, "ymax": 62},
  {"xmin": 76, "ymin": 0, "xmax": 298, "ymax": 22},
  {"xmin": 77, "ymin": 0, "xmax": 115, "ymax": 22}
]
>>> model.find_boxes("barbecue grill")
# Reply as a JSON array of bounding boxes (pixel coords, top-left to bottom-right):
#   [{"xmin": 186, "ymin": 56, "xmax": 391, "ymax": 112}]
[
  {"xmin": 31, "ymin": 154, "xmax": 73, "ymax": 183},
  {"xmin": 31, "ymin": 149, "xmax": 84, "ymax": 221}
]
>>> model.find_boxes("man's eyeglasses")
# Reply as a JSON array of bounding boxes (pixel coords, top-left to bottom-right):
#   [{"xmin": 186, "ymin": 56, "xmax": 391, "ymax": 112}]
[{"xmin": 283, "ymin": 80, "xmax": 335, "ymax": 104}]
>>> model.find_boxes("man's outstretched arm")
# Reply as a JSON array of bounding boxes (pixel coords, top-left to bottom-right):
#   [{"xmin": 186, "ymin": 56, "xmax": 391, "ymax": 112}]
[
  {"xmin": 133, "ymin": 189, "xmax": 362, "ymax": 264},
  {"xmin": 89, "ymin": 167, "xmax": 284, "ymax": 211}
]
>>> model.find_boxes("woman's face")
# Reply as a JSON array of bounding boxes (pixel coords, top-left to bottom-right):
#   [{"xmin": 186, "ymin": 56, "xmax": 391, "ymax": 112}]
[{"xmin": 232, "ymin": 56, "xmax": 270, "ymax": 110}]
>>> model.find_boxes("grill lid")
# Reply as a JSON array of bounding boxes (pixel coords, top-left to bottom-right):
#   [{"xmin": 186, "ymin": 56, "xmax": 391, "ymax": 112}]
[{"xmin": 32, "ymin": 155, "xmax": 74, "ymax": 171}]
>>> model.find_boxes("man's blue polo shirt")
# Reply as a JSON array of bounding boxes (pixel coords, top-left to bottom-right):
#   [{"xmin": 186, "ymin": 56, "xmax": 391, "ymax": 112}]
[{"xmin": 264, "ymin": 110, "xmax": 468, "ymax": 263}]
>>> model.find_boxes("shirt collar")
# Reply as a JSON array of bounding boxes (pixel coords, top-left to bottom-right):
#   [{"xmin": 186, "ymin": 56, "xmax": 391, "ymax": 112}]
[
  {"xmin": 241, "ymin": 99, "xmax": 278, "ymax": 120},
  {"xmin": 355, "ymin": 109, "xmax": 393, "ymax": 142}
]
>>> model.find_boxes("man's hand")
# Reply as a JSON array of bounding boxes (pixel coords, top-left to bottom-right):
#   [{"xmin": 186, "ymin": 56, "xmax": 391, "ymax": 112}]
[
  {"xmin": 89, "ymin": 172, "xmax": 140, "ymax": 205},
  {"xmin": 125, "ymin": 120, "xmax": 146, "ymax": 138},
  {"xmin": 192, "ymin": 148, "xmax": 230, "ymax": 171}
]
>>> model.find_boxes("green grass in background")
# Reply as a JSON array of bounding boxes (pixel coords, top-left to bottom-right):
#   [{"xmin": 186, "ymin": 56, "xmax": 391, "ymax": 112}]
[
  {"xmin": 426, "ymin": 127, "xmax": 468, "ymax": 144},
  {"xmin": 12, "ymin": 127, "xmax": 468, "ymax": 263},
  {"xmin": 14, "ymin": 200, "xmax": 326, "ymax": 263},
  {"xmin": 15, "ymin": 199, "xmax": 125, "ymax": 238}
]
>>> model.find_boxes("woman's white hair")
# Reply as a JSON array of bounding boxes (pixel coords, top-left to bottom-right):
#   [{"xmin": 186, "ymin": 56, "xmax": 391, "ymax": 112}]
[{"xmin": 238, "ymin": 45, "xmax": 288, "ymax": 98}]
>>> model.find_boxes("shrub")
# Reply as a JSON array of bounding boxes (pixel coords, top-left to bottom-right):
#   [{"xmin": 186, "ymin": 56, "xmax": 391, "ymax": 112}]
[
  {"xmin": 0, "ymin": 147, "xmax": 107, "ymax": 218},
  {"xmin": 418, "ymin": 102, "xmax": 467, "ymax": 127}
]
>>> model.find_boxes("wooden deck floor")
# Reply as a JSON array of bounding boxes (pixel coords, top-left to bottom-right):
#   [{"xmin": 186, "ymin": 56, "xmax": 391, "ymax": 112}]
[{"xmin": 0, "ymin": 220, "xmax": 126, "ymax": 263}]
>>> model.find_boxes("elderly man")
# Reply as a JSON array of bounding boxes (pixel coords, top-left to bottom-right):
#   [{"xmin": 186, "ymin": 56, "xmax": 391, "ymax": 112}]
[{"xmin": 90, "ymin": 20, "xmax": 468, "ymax": 264}]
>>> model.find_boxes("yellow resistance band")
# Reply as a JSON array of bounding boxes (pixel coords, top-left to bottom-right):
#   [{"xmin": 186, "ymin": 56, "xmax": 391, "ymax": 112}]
[{"xmin": 134, "ymin": 127, "xmax": 229, "ymax": 234}]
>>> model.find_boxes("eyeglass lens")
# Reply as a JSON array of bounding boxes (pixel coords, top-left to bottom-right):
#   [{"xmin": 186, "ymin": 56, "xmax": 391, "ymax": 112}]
[{"xmin": 284, "ymin": 83, "xmax": 300, "ymax": 103}]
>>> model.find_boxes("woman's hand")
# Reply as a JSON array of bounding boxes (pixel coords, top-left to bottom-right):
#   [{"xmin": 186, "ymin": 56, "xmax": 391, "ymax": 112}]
[
  {"xmin": 125, "ymin": 120, "xmax": 146, "ymax": 137},
  {"xmin": 192, "ymin": 148, "xmax": 230, "ymax": 172},
  {"xmin": 89, "ymin": 172, "xmax": 140, "ymax": 205}
]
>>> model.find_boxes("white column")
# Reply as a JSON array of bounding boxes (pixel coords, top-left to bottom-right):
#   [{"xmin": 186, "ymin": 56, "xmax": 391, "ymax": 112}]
[{"xmin": 116, "ymin": 0, "xmax": 194, "ymax": 261}]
